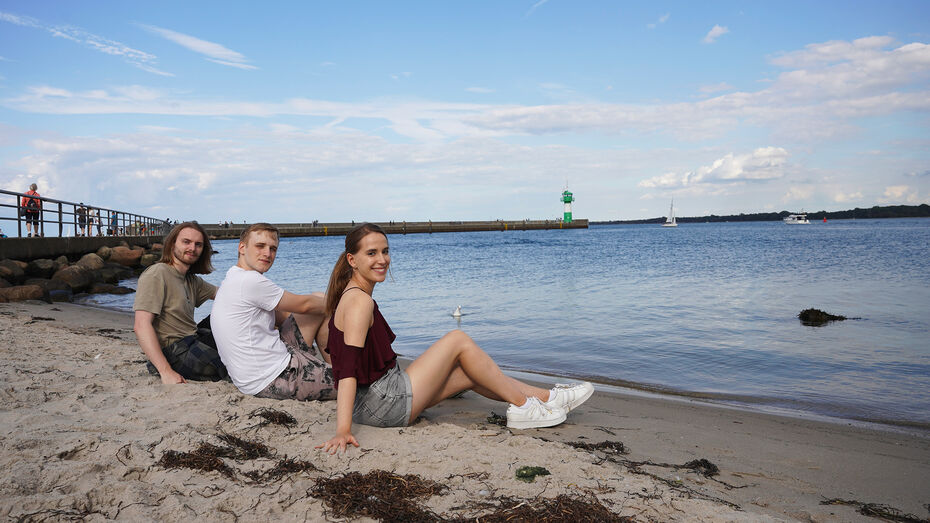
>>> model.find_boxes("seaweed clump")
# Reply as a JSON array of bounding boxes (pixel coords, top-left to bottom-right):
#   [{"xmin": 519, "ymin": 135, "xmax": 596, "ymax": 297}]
[
  {"xmin": 311, "ymin": 470, "xmax": 447, "ymax": 521},
  {"xmin": 821, "ymin": 498, "xmax": 929, "ymax": 523},
  {"xmin": 249, "ymin": 407, "xmax": 297, "ymax": 427},
  {"xmin": 798, "ymin": 308, "xmax": 847, "ymax": 326},
  {"xmin": 157, "ymin": 449, "xmax": 237, "ymax": 479},
  {"xmin": 567, "ymin": 440, "xmax": 628, "ymax": 455},
  {"xmin": 486, "ymin": 411, "xmax": 506, "ymax": 426},
  {"xmin": 156, "ymin": 433, "xmax": 272, "ymax": 479},
  {"xmin": 515, "ymin": 466, "xmax": 551, "ymax": 483},
  {"xmin": 682, "ymin": 458, "xmax": 719, "ymax": 477},
  {"xmin": 245, "ymin": 456, "xmax": 317, "ymax": 482},
  {"xmin": 449, "ymin": 494, "xmax": 631, "ymax": 523}
]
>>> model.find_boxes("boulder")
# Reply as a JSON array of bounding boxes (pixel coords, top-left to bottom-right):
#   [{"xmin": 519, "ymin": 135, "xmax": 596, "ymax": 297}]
[
  {"xmin": 52, "ymin": 265, "xmax": 95, "ymax": 293},
  {"xmin": 0, "ymin": 284, "xmax": 49, "ymax": 303},
  {"xmin": 96, "ymin": 246, "xmax": 112, "ymax": 261},
  {"xmin": 89, "ymin": 283, "xmax": 135, "ymax": 295},
  {"xmin": 24, "ymin": 278, "xmax": 72, "ymax": 302},
  {"xmin": 25, "ymin": 258, "xmax": 57, "ymax": 279},
  {"xmin": 140, "ymin": 253, "xmax": 159, "ymax": 267},
  {"xmin": 0, "ymin": 277, "xmax": 10, "ymax": 288},
  {"xmin": 0, "ymin": 260, "xmax": 26, "ymax": 283},
  {"xmin": 76, "ymin": 253, "xmax": 105, "ymax": 271},
  {"xmin": 152, "ymin": 243, "xmax": 164, "ymax": 251},
  {"xmin": 95, "ymin": 263, "xmax": 134, "ymax": 284},
  {"xmin": 109, "ymin": 246, "xmax": 144, "ymax": 267},
  {"xmin": 6, "ymin": 259, "xmax": 27, "ymax": 271},
  {"xmin": 117, "ymin": 240, "xmax": 130, "ymax": 248},
  {"xmin": 54, "ymin": 256, "xmax": 70, "ymax": 270}
]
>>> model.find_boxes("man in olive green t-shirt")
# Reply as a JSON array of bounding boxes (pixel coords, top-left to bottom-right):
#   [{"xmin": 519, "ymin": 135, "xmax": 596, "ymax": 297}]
[{"xmin": 133, "ymin": 222, "xmax": 228, "ymax": 384}]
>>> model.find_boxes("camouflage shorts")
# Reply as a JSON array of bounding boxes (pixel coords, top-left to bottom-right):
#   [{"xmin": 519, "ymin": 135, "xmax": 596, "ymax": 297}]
[
  {"xmin": 255, "ymin": 315, "xmax": 336, "ymax": 401},
  {"xmin": 146, "ymin": 329, "xmax": 229, "ymax": 382}
]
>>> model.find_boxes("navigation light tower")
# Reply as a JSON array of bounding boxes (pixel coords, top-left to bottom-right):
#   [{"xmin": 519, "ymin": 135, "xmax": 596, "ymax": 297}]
[{"xmin": 561, "ymin": 187, "xmax": 575, "ymax": 223}]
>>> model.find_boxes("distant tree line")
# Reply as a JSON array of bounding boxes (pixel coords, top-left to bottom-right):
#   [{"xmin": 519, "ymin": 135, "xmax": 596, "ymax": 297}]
[{"xmin": 594, "ymin": 204, "xmax": 930, "ymax": 225}]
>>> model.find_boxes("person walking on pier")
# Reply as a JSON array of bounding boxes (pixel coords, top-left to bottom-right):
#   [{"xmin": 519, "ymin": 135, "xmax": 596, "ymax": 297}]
[
  {"xmin": 133, "ymin": 221, "xmax": 228, "ymax": 384},
  {"xmin": 19, "ymin": 183, "xmax": 42, "ymax": 237},
  {"xmin": 212, "ymin": 223, "xmax": 336, "ymax": 403}
]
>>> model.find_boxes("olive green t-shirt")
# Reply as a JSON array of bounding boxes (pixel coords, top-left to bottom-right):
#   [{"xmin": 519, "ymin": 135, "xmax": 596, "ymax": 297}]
[{"xmin": 133, "ymin": 262, "xmax": 217, "ymax": 348}]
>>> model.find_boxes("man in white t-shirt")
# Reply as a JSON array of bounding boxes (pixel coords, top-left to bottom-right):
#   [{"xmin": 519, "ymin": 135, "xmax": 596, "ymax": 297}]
[{"xmin": 212, "ymin": 223, "xmax": 336, "ymax": 401}]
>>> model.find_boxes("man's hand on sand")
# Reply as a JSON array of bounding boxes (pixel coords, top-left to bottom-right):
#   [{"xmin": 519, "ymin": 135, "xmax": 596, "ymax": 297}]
[{"xmin": 160, "ymin": 369, "xmax": 187, "ymax": 384}]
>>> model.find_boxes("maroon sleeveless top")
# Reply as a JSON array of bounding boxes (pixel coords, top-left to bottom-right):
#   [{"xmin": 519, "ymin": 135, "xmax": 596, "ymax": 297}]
[{"xmin": 327, "ymin": 300, "xmax": 397, "ymax": 388}]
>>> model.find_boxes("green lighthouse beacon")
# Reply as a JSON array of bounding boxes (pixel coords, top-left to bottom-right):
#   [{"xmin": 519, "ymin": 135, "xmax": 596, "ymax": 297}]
[{"xmin": 561, "ymin": 187, "xmax": 575, "ymax": 223}]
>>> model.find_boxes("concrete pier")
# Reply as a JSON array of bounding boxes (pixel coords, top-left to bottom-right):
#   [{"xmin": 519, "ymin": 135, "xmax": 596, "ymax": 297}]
[
  {"xmin": 0, "ymin": 220, "xmax": 586, "ymax": 261},
  {"xmin": 202, "ymin": 219, "xmax": 588, "ymax": 240}
]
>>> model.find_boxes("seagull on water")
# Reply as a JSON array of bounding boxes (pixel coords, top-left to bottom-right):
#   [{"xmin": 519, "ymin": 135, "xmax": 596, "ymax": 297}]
[{"xmin": 451, "ymin": 305, "xmax": 462, "ymax": 318}]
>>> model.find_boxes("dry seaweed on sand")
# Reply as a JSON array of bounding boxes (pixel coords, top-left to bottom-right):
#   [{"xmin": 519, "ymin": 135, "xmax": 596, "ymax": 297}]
[
  {"xmin": 249, "ymin": 407, "xmax": 297, "ymax": 427},
  {"xmin": 157, "ymin": 449, "xmax": 237, "ymax": 479},
  {"xmin": 567, "ymin": 440, "xmax": 628, "ymax": 455},
  {"xmin": 310, "ymin": 470, "xmax": 447, "ymax": 521},
  {"xmin": 448, "ymin": 494, "xmax": 631, "ymax": 523},
  {"xmin": 821, "ymin": 498, "xmax": 929, "ymax": 523},
  {"xmin": 244, "ymin": 456, "xmax": 318, "ymax": 483},
  {"xmin": 215, "ymin": 432, "xmax": 273, "ymax": 460}
]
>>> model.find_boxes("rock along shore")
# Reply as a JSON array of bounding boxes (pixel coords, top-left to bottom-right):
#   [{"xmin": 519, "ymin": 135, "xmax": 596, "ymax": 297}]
[{"xmin": 0, "ymin": 242, "xmax": 161, "ymax": 304}]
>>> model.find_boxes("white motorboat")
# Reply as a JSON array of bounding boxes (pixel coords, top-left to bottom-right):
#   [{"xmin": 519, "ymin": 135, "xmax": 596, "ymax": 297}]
[
  {"xmin": 784, "ymin": 213, "xmax": 811, "ymax": 225},
  {"xmin": 662, "ymin": 200, "xmax": 678, "ymax": 227}
]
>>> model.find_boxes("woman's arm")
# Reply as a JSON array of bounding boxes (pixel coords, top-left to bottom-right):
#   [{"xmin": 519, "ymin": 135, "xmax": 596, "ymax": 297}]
[
  {"xmin": 317, "ymin": 377, "xmax": 360, "ymax": 453},
  {"xmin": 316, "ymin": 291, "xmax": 373, "ymax": 453}
]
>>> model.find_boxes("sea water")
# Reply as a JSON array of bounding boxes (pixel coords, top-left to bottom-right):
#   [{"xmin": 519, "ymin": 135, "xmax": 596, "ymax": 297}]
[{"xmin": 83, "ymin": 218, "xmax": 930, "ymax": 428}]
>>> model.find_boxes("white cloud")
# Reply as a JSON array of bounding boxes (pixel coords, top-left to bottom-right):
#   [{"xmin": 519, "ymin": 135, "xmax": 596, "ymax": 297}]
[
  {"xmin": 0, "ymin": 10, "xmax": 171, "ymax": 76},
  {"xmin": 703, "ymin": 25, "xmax": 729, "ymax": 44},
  {"xmin": 879, "ymin": 185, "xmax": 921, "ymax": 204},
  {"xmin": 638, "ymin": 147, "xmax": 789, "ymax": 189},
  {"xmin": 141, "ymin": 25, "xmax": 256, "ymax": 70},
  {"xmin": 833, "ymin": 190, "xmax": 863, "ymax": 202},
  {"xmin": 782, "ymin": 185, "xmax": 814, "ymax": 202},
  {"xmin": 647, "ymin": 13, "xmax": 670, "ymax": 29},
  {"xmin": 3, "ymin": 36, "xmax": 929, "ymax": 150},
  {"xmin": 698, "ymin": 82, "xmax": 733, "ymax": 94},
  {"xmin": 525, "ymin": 0, "xmax": 550, "ymax": 17}
]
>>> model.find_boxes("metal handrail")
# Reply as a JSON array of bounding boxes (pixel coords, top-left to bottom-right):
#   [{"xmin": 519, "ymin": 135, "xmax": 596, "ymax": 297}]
[{"xmin": 0, "ymin": 188, "xmax": 170, "ymax": 238}]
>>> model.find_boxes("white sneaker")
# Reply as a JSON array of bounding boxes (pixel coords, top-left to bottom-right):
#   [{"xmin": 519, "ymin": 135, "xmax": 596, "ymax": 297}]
[
  {"xmin": 506, "ymin": 397, "xmax": 566, "ymax": 429},
  {"xmin": 545, "ymin": 382, "xmax": 594, "ymax": 412}
]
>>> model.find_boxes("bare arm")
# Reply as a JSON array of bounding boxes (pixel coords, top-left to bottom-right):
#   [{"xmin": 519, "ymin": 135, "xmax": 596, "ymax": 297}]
[
  {"xmin": 133, "ymin": 310, "xmax": 185, "ymax": 384},
  {"xmin": 274, "ymin": 290, "xmax": 324, "ymax": 315},
  {"xmin": 316, "ymin": 377, "xmax": 360, "ymax": 454},
  {"xmin": 316, "ymin": 292, "xmax": 373, "ymax": 453}
]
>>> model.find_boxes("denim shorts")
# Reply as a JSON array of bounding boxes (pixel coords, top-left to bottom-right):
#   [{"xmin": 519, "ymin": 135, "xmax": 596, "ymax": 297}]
[{"xmin": 353, "ymin": 364, "xmax": 413, "ymax": 428}]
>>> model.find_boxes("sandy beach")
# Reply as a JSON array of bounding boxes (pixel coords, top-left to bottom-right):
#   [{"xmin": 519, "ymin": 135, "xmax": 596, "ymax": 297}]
[{"xmin": 1, "ymin": 301, "xmax": 928, "ymax": 522}]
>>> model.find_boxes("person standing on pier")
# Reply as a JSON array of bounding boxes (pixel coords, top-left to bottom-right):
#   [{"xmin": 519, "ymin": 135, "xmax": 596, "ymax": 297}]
[
  {"xmin": 133, "ymin": 221, "xmax": 228, "ymax": 384},
  {"xmin": 19, "ymin": 183, "xmax": 42, "ymax": 237},
  {"xmin": 211, "ymin": 223, "xmax": 336, "ymax": 402}
]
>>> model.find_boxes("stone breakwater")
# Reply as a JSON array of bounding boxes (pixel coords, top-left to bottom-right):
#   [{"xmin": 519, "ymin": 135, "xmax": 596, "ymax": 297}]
[{"xmin": 0, "ymin": 242, "xmax": 161, "ymax": 304}]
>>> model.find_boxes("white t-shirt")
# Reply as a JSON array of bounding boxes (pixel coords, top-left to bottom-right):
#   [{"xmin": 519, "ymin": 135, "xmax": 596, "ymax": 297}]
[{"xmin": 211, "ymin": 265, "xmax": 289, "ymax": 395}]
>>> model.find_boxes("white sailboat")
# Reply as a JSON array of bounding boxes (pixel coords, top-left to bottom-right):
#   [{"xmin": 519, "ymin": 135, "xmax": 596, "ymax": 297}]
[{"xmin": 662, "ymin": 200, "xmax": 678, "ymax": 227}]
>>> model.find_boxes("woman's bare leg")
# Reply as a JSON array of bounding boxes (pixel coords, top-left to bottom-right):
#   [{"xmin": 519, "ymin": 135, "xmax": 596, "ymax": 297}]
[{"xmin": 405, "ymin": 330, "xmax": 550, "ymax": 420}]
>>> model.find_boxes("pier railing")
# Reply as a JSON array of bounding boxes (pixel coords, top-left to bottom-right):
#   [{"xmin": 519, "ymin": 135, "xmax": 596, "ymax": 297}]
[{"xmin": 0, "ymin": 189, "xmax": 169, "ymax": 239}]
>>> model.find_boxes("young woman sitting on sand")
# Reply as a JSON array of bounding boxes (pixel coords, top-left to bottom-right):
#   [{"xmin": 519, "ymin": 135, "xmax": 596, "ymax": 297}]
[{"xmin": 316, "ymin": 223, "xmax": 593, "ymax": 454}]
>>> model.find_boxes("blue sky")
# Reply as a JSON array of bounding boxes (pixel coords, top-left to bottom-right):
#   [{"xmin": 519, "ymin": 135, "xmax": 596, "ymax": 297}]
[{"xmin": 1, "ymin": 1, "xmax": 928, "ymax": 223}]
